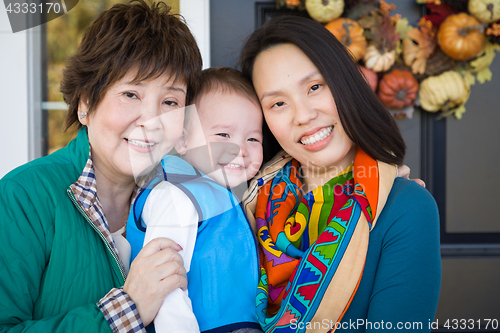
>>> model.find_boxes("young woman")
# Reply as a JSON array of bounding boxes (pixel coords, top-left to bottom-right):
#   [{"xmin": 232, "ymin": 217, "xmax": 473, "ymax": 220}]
[{"xmin": 241, "ymin": 16, "xmax": 441, "ymax": 332}]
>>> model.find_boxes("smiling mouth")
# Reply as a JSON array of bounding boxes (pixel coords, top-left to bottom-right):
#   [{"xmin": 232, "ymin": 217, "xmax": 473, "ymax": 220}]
[
  {"xmin": 126, "ymin": 139, "xmax": 156, "ymax": 148},
  {"xmin": 300, "ymin": 125, "xmax": 333, "ymax": 145},
  {"xmin": 220, "ymin": 163, "xmax": 244, "ymax": 170}
]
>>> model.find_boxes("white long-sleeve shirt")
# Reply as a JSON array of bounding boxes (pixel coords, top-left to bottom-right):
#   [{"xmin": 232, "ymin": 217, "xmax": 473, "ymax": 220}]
[{"xmin": 142, "ymin": 181, "xmax": 200, "ymax": 333}]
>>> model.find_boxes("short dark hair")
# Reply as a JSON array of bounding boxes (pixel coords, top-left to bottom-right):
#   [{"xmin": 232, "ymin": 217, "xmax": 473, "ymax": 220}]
[
  {"xmin": 61, "ymin": 0, "xmax": 202, "ymax": 130},
  {"xmin": 239, "ymin": 15, "xmax": 406, "ymax": 166},
  {"xmin": 194, "ymin": 67, "xmax": 258, "ymax": 107}
]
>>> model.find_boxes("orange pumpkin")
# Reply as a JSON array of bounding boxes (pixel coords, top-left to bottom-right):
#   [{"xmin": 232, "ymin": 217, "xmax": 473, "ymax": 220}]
[
  {"xmin": 358, "ymin": 65, "xmax": 378, "ymax": 91},
  {"xmin": 377, "ymin": 69, "xmax": 419, "ymax": 109},
  {"xmin": 325, "ymin": 18, "xmax": 367, "ymax": 62},
  {"xmin": 437, "ymin": 13, "xmax": 486, "ymax": 61}
]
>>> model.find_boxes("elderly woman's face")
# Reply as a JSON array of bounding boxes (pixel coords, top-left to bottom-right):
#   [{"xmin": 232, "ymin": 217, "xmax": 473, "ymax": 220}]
[
  {"xmin": 79, "ymin": 71, "xmax": 187, "ymax": 181},
  {"xmin": 252, "ymin": 43, "xmax": 355, "ymax": 171}
]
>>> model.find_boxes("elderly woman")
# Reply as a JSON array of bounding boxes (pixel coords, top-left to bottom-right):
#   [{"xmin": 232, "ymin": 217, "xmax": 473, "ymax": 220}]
[
  {"xmin": 0, "ymin": 1, "xmax": 201, "ymax": 332},
  {"xmin": 241, "ymin": 16, "xmax": 441, "ymax": 332}
]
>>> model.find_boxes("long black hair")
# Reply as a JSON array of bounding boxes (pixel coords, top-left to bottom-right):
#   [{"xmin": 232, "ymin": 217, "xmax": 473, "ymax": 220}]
[{"xmin": 239, "ymin": 15, "xmax": 405, "ymax": 166}]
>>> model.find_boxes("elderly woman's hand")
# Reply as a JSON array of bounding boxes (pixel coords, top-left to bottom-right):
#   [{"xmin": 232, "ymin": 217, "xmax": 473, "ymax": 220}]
[
  {"xmin": 397, "ymin": 165, "xmax": 426, "ymax": 188},
  {"xmin": 123, "ymin": 237, "xmax": 187, "ymax": 326}
]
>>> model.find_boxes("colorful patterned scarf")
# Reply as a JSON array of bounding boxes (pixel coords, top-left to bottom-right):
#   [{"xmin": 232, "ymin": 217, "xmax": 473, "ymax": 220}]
[{"xmin": 243, "ymin": 148, "xmax": 397, "ymax": 332}]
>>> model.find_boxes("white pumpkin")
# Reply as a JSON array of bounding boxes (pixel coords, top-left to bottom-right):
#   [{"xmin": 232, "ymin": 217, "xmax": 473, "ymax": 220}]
[
  {"xmin": 468, "ymin": 0, "xmax": 500, "ymax": 24},
  {"xmin": 305, "ymin": 0, "xmax": 344, "ymax": 23},
  {"xmin": 418, "ymin": 71, "xmax": 470, "ymax": 112},
  {"xmin": 363, "ymin": 44, "xmax": 396, "ymax": 72}
]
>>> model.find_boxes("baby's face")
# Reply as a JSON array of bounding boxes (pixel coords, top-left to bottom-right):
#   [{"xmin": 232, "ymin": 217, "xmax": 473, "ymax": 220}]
[{"xmin": 182, "ymin": 90, "xmax": 263, "ymax": 188}]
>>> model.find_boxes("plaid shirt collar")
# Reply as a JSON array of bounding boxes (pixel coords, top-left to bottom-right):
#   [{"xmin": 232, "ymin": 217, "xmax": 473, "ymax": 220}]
[
  {"xmin": 68, "ymin": 141, "xmax": 146, "ymax": 332},
  {"xmin": 69, "ymin": 148, "xmax": 140, "ymax": 272}
]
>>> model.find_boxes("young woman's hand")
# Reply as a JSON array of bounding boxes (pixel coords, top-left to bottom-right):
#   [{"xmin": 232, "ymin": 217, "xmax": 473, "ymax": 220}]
[{"xmin": 123, "ymin": 238, "xmax": 186, "ymax": 326}]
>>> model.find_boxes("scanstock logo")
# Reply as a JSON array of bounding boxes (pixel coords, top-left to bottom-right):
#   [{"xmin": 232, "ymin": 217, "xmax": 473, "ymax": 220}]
[{"xmin": 4, "ymin": 0, "xmax": 79, "ymax": 33}]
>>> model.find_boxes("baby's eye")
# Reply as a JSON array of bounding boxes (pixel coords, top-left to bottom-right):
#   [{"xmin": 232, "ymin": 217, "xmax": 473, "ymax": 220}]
[
  {"xmin": 272, "ymin": 101, "xmax": 285, "ymax": 108},
  {"xmin": 124, "ymin": 92, "xmax": 138, "ymax": 99},
  {"xmin": 248, "ymin": 138, "xmax": 260, "ymax": 143},
  {"xmin": 309, "ymin": 84, "xmax": 321, "ymax": 92},
  {"xmin": 216, "ymin": 133, "xmax": 230, "ymax": 138}
]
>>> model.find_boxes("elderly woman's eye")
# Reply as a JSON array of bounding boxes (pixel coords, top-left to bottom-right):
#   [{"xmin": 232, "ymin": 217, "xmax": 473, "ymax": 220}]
[
  {"xmin": 124, "ymin": 92, "xmax": 138, "ymax": 99},
  {"xmin": 164, "ymin": 100, "xmax": 178, "ymax": 106}
]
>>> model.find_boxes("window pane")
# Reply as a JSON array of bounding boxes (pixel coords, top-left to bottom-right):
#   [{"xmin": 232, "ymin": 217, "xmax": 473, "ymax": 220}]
[{"xmin": 45, "ymin": 0, "xmax": 180, "ymax": 154}]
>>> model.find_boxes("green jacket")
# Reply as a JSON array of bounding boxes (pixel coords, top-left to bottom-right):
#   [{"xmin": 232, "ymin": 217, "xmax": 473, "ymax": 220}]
[{"xmin": 0, "ymin": 129, "xmax": 123, "ymax": 332}]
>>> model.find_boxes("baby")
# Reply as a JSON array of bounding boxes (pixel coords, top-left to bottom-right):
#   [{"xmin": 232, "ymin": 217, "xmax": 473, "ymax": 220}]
[
  {"xmin": 127, "ymin": 67, "xmax": 264, "ymax": 333},
  {"xmin": 180, "ymin": 67, "xmax": 263, "ymax": 196}
]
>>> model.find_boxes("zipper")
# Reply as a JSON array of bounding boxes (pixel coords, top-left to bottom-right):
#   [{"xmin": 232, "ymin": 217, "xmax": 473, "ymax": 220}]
[
  {"xmin": 67, "ymin": 189, "xmax": 126, "ymax": 282},
  {"xmin": 241, "ymin": 202, "xmax": 261, "ymax": 287}
]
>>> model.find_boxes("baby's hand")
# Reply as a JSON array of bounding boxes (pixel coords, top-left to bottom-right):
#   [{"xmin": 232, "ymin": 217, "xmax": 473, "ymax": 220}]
[{"xmin": 397, "ymin": 165, "xmax": 426, "ymax": 188}]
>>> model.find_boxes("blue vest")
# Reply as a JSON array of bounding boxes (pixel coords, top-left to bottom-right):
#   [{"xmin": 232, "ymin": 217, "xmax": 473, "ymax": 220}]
[{"xmin": 126, "ymin": 155, "xmax": 260, "ymax": 333}]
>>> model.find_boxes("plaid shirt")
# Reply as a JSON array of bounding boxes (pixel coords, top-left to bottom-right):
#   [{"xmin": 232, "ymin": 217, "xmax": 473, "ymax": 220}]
[{"xmin": 70, "ymin": 152, "xmax": 145, "ymax": 333}]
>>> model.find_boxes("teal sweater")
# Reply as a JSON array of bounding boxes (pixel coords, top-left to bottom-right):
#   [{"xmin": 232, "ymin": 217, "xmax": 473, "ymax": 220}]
[
  {"xmin": 339, "ymin": 178, "xmax": 441, "ymax": 332},
  {"xmin": 0, "ymin": 129, "xmax": 121, "ymax": 332}
]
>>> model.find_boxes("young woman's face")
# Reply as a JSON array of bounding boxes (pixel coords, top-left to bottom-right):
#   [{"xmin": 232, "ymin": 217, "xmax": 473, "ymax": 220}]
[
  {"xmin": 79, "ymin": 71, "xmax": 187, "ymax": 181},
  {"xmin": 252, "ymin": 43, "xmax": 355, "ymax": 171}
]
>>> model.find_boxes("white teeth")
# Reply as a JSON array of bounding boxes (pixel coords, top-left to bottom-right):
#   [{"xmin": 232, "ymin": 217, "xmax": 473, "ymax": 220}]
[
  {"xmin": 127, "ymin": 139, "xmax": 155, "ymax": 148},
  {"xmin": 224, "ymin": 163, "xmax": 243, "ymax": 169},
  {"xmin": 300, "ymin": 126, "xmax": 333, "ymax": 145}
]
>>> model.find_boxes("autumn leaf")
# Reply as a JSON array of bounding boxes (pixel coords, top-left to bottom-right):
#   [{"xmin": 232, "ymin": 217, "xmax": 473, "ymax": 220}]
[
  {"xmin": 453, "ymin": 105, "xmax": 467, "ymax": 120},
  {"xmin": 358, "ymin": 9, "xmax": 380, "ymax": 41},
  {"xmin": 403, "ymin": 25, "xmax": 437, "ymax": 75},
  {"xmin": 423, "ymin": 3, "xmax": 456, "ymax": 27},
  {"xmin": 395, "ymin": 17, "xmax": 413, "ymax": 40},
  {"xmin": 362, "ymin": 14, "xmax": 400, "ymax": 51},
  {"xmin": 380, "ymin": 16, "xmax": 400, "ymax": 51},
  {"xmin": 394, "ymin": 18, "xmax": 413, "ymax": 56},
  {"xmin": 347, "ymin": 0, "xmax": 379, "ymax": 21},
  {"xmin": 466, "ymin": 71, "xmax": 477, "ymax": 87},
  {"xmin": 468, "ymin": 41, "xmax": 500, "ymax": 83},
  {"xmin": 437, "ymin": 102, "xmax": 469, "ymax": 120}
]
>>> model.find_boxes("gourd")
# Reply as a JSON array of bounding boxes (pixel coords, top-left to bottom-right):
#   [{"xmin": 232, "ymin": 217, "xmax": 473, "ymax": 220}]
[
  {"xmin": 377, "ymin": 70, "xmax": 419, "ymax": 109},
  {"xmin": 468, "ymin": 0, "xmax": 500, "ymax": 24},
  {"xmin": 363, "ymin": 43, "xmax": 396, "ymax": 72},
  {"xmin": 437, "ymin": 13, "xmax": 486, "ymax": 61},
  {"xmin": 358, "ymin": 65, "xmax": 378, "ymax": 91},
  {"xmin": 325, "ymin": 18, "xmax": 367, "ymax": 62},
  {"xmin": 418, "ymin": 71, "xmax": 470, "ymax": 112},
  {"xmin": 305, "ymin": 0, "xmax": 344, "ymax": 23}
]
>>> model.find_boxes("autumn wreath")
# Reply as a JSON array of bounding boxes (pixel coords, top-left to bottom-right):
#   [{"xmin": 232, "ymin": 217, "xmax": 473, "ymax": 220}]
[{"xmin": 275, "ymin": 0, "xmax": 500, "ymax": 119}]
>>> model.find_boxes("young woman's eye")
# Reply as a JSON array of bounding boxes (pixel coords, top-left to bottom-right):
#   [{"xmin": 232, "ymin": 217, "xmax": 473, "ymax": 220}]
[
  {"xmin": 124, "ymin": 92, "xmax": 138, "ymax": 99},
  {"xmin": 271, "ymin": 101, "xmax": 285, "ymax": 108},
  {"xmin": 309, "ymin": 84, "xmax": 321, "ymax": 92},
  {"xmin": 216, "ymin": 133, "xmax": 230, "ymax": 138}
]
